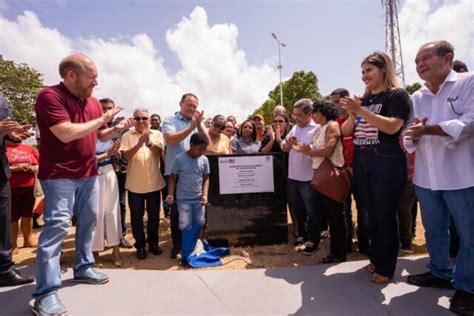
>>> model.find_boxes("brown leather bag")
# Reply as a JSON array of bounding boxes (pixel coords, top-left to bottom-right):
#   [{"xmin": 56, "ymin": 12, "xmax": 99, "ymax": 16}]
[
  {"xmin": 309, "ymin": 124, "xmax": 351, "ymax": 203},
  {"xmin": 310, "ymin": 158, "xmax": 351, "ymax": 203}
]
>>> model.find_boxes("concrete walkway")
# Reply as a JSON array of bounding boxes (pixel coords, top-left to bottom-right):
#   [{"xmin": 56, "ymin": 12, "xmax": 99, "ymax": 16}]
[{"xmin": 0, "ymin": 255, "xmax": 454, "ymax": 315}]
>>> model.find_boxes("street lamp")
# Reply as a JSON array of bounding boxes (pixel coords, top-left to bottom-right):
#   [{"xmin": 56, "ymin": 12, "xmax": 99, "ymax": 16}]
[{"xmin": 271, "ymin": 33, "xmax": 286, "ymax": 108}]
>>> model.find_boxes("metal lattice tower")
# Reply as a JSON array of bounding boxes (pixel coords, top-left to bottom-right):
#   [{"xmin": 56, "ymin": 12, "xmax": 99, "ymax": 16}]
[{"xmin": 383, "ymin": 0, "xmax": 406, "ymax": 87}]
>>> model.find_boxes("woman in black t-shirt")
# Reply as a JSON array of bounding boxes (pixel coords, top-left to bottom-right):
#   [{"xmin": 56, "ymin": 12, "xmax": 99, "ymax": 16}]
[{"xmin": 340, "ymin": 51, "xmax": 411, "ymax": 285}]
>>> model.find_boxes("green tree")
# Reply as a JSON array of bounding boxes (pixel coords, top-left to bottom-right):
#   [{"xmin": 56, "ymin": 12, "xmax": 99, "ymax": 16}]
[
  {"xmin": 405, "ymin": 82, "xmax": 422, "ymax": 95},
  {"xmin": 253, "ymin": 71, "xmax": 322, "ymax": 123},
  {"xmin": 0, "ymin": 55, "xmax": 44, "ymax": 125}
]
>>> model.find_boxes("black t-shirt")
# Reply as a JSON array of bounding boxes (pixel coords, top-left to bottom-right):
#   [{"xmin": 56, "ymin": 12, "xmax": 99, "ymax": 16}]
[{"xmin": 354, "ymin": 88, "xmax": 411, "ymax": 146}]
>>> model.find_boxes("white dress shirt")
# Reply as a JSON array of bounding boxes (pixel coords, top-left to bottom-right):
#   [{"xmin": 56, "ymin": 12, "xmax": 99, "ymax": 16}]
[
  {"xmin": 282, "ymin": 121, "xmax": 319, "ymax": 182},
  {"xmin": 404, "ymin": 71, "xmax": 474, "ymax": 190}
]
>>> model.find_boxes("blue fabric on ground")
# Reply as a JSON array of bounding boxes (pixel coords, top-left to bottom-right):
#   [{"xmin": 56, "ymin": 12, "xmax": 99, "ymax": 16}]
[{"xmin": 181, "ymin": 225, "xmax": 229, "ymax": 268}]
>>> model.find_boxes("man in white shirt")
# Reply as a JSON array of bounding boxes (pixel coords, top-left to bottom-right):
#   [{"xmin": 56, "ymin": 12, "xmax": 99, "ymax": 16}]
[
  {"xmin": 282, "ymin": 99, "xmax": 320, "ymax": 255},
  {"xmin": 404, "ymin": 40, "xmax": 474, "ymax": 315}
]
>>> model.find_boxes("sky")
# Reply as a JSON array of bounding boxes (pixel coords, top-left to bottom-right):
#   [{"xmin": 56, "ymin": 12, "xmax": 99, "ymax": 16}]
[{"xmin": 0, "ymin": 0, "xmax": 472, "ymax": 121}]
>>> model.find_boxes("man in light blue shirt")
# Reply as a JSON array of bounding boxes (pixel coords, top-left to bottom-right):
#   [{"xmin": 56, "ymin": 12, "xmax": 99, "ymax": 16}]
[{"xmin": 162, "ymin": 93, "xmax": 208, "ymax": 258}]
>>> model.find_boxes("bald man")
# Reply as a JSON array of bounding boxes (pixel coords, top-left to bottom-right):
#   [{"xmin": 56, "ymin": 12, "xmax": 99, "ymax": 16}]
[{"xmin": 32, "ymin": 53, "xmax": 132, "ymax": 315}]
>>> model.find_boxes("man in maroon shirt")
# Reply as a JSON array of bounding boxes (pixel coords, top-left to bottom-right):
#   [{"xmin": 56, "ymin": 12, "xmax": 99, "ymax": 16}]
[{"xmin": 32, "ymin": 53, "xmax": 132, "ymax": 316}]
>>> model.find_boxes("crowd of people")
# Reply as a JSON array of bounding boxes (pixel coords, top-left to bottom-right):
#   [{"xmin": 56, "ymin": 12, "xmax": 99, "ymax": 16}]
[{"xmin": 0, "ymin": 39, "xmax": 472, "ymax": 316}]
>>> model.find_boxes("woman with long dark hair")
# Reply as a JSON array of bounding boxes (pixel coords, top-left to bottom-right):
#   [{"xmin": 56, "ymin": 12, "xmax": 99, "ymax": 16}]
[
  {"xmin": 340, "ymin": 51, "xmax": 411, "ymax": 284},
  {"xmin": 231, "ymin": 119, "xmax": 261, "ymax": 154},
  {"xmin": 298, "ymin": 101, "xmax": 347, "ymax": 263}
]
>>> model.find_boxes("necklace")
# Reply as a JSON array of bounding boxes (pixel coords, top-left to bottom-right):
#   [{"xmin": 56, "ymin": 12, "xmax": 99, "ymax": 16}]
[{"xmin": 369, "ymin": 92, "xmax": 383, "ymax": 103}]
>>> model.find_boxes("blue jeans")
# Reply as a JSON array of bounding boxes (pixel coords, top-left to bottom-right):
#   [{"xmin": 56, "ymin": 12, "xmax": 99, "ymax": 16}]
[
  {"xmin": 177, "ymin": 198, "xmax": 205, "ymax": 231},
  {"xmin": 415, "ymin": 185, "xmax": 474, "ymax": 293},
  {"xmin": 177, "ymin": 198, "xmax": 205, "ymax": 263},
  {"xmin": 352, "ymin": 145, "xmax": 407, "ymax": 278},
  {"xmin": 288, "ymin": 179, "xmax": 321, "ymax": 244},
  {"xmin": 33, "ymin": 176, "xmax": 98, "ymax": 299}
]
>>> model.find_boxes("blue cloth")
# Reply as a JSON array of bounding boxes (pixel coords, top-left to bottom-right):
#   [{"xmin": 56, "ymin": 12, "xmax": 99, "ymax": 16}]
[
  {"xmin": 96, "ymin": 139, "xmax": 114, "ymax": 167},
  {"xmin": 178, "ymin": 198, "xmax": 229, "ymax": 268},
  {"xmin": 162, "ymin": 112, "xmax": 196, "ymax": 176},
  {"xmin": 186, "ymin": 240, "xmax": 230, "ymax": 268},
  {"xmin": 414, "ymin": 185, "xmax": 474, "ymax": 293},
  {"xmin": 171, "ymin": 153, "xmax": 209, "ymax": 200},
  {"xmin": 33, "ymin": 176, "xmax": 98, "ymax": 298}
]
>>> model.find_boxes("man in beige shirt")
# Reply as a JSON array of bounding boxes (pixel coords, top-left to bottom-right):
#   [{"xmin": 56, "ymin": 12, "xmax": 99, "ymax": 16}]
[{"xmin": 120, "ymin": 108, "xmax": 165, "ymax": 259}]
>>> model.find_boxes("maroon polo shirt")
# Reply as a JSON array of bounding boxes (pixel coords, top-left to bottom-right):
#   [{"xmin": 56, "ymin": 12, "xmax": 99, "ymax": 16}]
[{"xmin": 35, "ymin": 82, "xmax": 105, "ymax": 180}]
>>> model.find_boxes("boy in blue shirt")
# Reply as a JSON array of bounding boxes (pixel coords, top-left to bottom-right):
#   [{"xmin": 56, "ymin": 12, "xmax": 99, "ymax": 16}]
[{"xmin": 166, "ymin": 133, "xmax": 210, "ymax": 265}]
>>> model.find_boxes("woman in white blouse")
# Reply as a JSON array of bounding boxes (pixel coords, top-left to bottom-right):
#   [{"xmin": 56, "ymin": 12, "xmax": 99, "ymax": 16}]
[{"xmin": 298, "ymin": 100, "xmax": 347, "ymax": 264}]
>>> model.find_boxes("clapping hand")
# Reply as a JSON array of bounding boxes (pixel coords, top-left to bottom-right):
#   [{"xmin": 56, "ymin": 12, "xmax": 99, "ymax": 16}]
[
  {"xmin": 405, "ymin": 117, "xmax": 428, "ymax": 142},
  {"xmin": 138, "ymin": 131, "xmax": 150, "ymax": 146},
  {"xmin": 340, "ymin": 96, "xmax": 362, "ymax": 115},
  {"xmin": 0, "ymin": 118, "xmax": 32, "ymax": 139},
  {"xmin": 192, "ymin": 110, "xmax": 204, "ymax": 126},
  {"xmin": 107, "ymin": 140, "xmax": 121, "ymax": 157},
  {"xmin": 103, "ymin": 107, "xmax": 124, "ymax": 124},
  {"xmin": 113, "ymin": 117, "xmax": 134, "ymax": 133}
]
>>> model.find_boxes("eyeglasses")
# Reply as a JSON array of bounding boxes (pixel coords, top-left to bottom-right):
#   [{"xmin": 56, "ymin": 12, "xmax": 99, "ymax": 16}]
[
  {"xmin": 273, "ymin": 120, "xmax": 285, "ymax": 123},
  {"xmin": 134, "ymin": 117, "xmax": 149, "ymax": 122},
  {"xmin": 213, "ymin": 123, "xmax": 225, "ymax": 130}
]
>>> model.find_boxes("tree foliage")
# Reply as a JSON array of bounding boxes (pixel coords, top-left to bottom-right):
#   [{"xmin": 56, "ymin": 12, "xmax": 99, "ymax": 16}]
[
  {"xmin": 0, "ymin": 55, "xmax": 44, "ymax": 125},
  {"xmin": 253, "ymin": 71, "xmax": 322, "ymax": 123},
  {"xmin": 405, "ymin": 82, "xmax": 422, "ymax": 95}
]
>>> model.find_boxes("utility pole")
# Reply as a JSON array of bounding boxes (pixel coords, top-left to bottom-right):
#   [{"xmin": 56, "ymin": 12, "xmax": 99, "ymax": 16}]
[{"xmin": 383, "ymin": 0, "xmax": 406, "ymax": 87}]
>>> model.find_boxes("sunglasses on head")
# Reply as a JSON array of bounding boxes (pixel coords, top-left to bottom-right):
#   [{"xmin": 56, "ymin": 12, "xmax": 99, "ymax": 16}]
[{"xmin": 134, "ymin": 117, "xmax": 149, "ymax": 122}]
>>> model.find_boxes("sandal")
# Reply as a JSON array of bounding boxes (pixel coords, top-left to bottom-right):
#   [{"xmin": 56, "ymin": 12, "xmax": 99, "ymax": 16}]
[
  {"xmin": 366, "ymin": 263, "xmax": 375, "ymax": 273},
  {"xmin": 319, "ymin": 254, "xmax": 346, "ymax": 264},
  {"xmin": 371, "ymin": 272, "xmax": 390, "ymax": 285}
]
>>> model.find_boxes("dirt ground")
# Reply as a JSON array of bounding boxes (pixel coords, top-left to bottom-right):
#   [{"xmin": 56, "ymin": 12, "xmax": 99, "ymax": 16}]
[{"xmin": 13, "ymin": 203, "xmax": 427, "ymax": 271}]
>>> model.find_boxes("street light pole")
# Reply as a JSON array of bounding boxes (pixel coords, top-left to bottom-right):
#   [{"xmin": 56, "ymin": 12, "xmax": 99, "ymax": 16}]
[{"xmin": 271, "ymin": 33, "xmax": 286, "ymax": 108}]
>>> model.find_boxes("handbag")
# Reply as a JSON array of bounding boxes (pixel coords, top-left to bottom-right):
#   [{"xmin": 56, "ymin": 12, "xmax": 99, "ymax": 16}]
[
  {"xmin": 310, "ymin": 158, "xmax": 351, "ymax": 203},
  {"xmin": 309, "ymin": 124, "xmax": 351, "ymax": 203}
]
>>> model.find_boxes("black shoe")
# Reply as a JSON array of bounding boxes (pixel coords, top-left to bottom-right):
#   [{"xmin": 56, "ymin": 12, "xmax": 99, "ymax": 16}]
[
  {"xmin": 0, "ymin": 270, "xmax": 34, "ymax": 287},
  {"xmin": 32, "ymin": 214, "xmax": 43, "ymax": 229},
  {"xmin": 302, "ymin": 242, "xmax": 319, "ymax": 256},
  {"xmin": 170, "ymin": 245, "xmax": 181, "ymax": 259},
  {"xmin": 450, "ymin": 290, "xmax": 474, "ymax": 316},
  {"xmin": 293, "ymin": 237, "xmax": 305, "ymax": 246},
  {"xmin": 346, "ymin": 241, "xmax": 353, "ymax": 253},
  {"xmin": 119, "ymin": 238, "xmax": 133, "ymax": 249},
  {"xmin": 136, "ymin": 248, "xmax": 147, "ymax": 260},
  {"xmin": 407, "ymin": 272, "xmax": 454, "ymax": 290},
  {"xmin": 149, "ymin": 245, "xmax": 163, "ymax": 256}
]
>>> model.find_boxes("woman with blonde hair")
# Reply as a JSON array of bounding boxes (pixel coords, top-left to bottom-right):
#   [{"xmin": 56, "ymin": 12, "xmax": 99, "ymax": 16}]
[{"xmin": 340, "ymin": 51, "xmax": 411, "ymax": 284}]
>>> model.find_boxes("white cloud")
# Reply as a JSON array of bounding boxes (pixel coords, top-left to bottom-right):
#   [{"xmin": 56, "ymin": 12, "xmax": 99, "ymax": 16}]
[
  {"xmin": 0, "ymin": 7, "xmax": 277, "ymax": 121},
  {"xmin": 399, "ymin": 0, "xmax": 474, "ymax": 85},
  {"xmin": 0, "ymin": 10, "xmax": 73, "ymax": 84}
]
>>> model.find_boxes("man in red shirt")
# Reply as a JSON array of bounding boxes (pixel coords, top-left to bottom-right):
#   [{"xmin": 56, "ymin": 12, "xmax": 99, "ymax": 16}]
[{"xmin": 32, "ymin": 53, "xmax": 132, "ymax": 316}]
